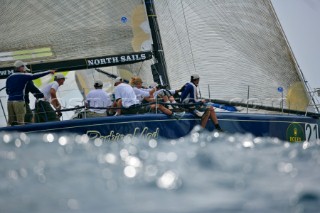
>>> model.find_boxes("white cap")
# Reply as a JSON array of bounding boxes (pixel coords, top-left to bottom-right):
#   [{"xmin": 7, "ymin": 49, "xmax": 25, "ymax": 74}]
[
  {"xmin": 114, "ymin": 77, "xmax": 123, "ymax": 86},
  {"xmin": 191, "ymin": 74, "xmax": 200, "ymax": 80},
  {"xmin": 14, "ymin": 60, "xmax": 30, "ymax": 72},
  {"xmin": 54, "ymin": 73, "xmax": 66, "ymax": 80},
  {"xmin": 94, "ymin": 80, "xmax": 103, "ymax": 87}
]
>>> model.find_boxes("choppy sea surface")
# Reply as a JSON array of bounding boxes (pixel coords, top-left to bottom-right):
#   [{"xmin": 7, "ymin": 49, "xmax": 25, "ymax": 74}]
[{"xmin": 1, "ymin": 130, "xmax": 320, "ymax": 213}]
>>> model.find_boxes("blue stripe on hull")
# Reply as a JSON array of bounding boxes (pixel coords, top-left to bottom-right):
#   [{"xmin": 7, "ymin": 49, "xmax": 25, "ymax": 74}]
[{"xmin": 0, "ymin": 112, "xmax": 319, "ymax": 142}]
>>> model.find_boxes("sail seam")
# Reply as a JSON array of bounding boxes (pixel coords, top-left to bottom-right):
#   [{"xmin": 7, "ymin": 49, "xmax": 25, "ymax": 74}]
[{"xmin": 180, "ymin": 0, "xmax": 197, "ymax": 74}]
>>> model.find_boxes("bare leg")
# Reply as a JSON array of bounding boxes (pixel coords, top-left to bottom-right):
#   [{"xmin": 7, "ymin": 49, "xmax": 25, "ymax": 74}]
[
  {"xmin": 151, "ymin": 104, "xmax": 173, "ymax": 116},
  {"xmin": 208, "ymin": 107, "xmax": 219, "ymax": 125},
  {"xmin": 150, "ymin": 103, "xmax": 184, "ymax": 120},
  {"xmin": 208, "ymin": 106, "xmax": 223, "ymax": 131},
  {"xmin": 162, "ymin": 96, "xmax": 169, "ymax": 102},
  {"xmin": 115, "ymin": 100, "xmax": 122, "ymax": 115},
  {"xmin": 201, "ymin": 110, "xmax": 210, "ymax": 128}
]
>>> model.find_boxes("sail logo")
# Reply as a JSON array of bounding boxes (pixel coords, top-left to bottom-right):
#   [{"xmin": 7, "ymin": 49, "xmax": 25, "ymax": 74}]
[
  {"xmin": 86, "ymin": 127, "xmax": 159, "ymax": 142},
  {"xmin": 0, "ymin": 69, "xmax": 14, "ymax": 76},
  {"xmin": 286, "ymin": 123, "xmax": 305, "ymax": 142},
  {"xmin": 87, "ymin": 53, "xmax": 147, "ymax": 67}
]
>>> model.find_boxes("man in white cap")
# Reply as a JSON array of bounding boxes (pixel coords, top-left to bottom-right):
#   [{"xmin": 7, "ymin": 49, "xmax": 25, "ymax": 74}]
[
  {"xmin": 5, "ymin": 60, "xmax": 55, "ymax": 126},
  {"xmin": 85, "ymin": 80, "xmax": 112, "ymax": 117},
  {"xmin": 180, "ymin": 74, "xmax": 223, "ymax": 132},
  {"xmin": 36, "ymin": 73, "xmax": 66, "ymax": 122},
  {"xmin": 12, "ymin": 62, "xmax": 46, "ymax": 123}
]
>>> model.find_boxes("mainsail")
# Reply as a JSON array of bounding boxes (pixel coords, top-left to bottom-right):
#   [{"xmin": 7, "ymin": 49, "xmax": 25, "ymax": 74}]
[{"xmin": 153, "ymin": 0, "xmax": 313, "ymax": 111}]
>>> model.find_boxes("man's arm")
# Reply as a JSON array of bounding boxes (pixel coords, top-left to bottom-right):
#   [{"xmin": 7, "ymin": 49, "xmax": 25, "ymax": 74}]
[
  {"xmin": 180, "ymin": 84, "xmax": 195, "ymax": 103},
  {"xmin": 188, "ymin": 86, "xmax": 197, "ymax": 103},
  {"xmin": 28, "ymin": 70, "xmax": 55, "ymax": 80},
  {"xmin": 148, "ymin": 87, "xmax": 157, "ymax": 97},
  {"xmin": 50, "ymin": 88, "xmax": 61, "ymax": 110},
  {"xmin": 28, "ymin": 81, "xmax": 44, "ymax": 99}
]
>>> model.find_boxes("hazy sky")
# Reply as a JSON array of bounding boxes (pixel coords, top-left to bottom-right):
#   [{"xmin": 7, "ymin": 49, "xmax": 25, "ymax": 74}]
[{"xmin": 271, "ymin": 0, "xmax": 320, "ymax": 93}]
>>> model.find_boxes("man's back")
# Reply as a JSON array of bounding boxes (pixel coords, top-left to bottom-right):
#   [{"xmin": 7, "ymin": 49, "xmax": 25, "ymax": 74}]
[
  {"xmin": 114, "ymin": 83, "xmax": 139, "ymax": 107},
  {"xmin": 86, "ymin": 89, "xmax": 112, "ymax": 113},
  {"xmin": 41, "ymin": 81, "xmax": 59, "ymax": 102},
  {"xmin": 180, "ymin": 82, "xmax": 198, "ymax": 104},
  {"xmin": 6, "ymin": 73, "xmax": 33, "ymax": 101}
]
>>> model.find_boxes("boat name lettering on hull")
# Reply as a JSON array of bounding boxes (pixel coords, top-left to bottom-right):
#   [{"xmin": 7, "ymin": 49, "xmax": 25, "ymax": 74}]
[
  {"xmin": 86, "ymin": 127, "xmax": 159, "ymax": 142},
  {"xmin": 87, "ymin": 54, "xmax": 146, "ymax": 66}
]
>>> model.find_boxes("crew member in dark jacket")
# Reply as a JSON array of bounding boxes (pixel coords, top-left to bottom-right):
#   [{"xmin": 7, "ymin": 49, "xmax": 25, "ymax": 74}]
[
  {"xmin": 5, "ymin": 60, "xmax": 55, "ymax": 126},
  {"xmin": 180, "ymin": 74, "xmax": 223, "ymax": 132}
]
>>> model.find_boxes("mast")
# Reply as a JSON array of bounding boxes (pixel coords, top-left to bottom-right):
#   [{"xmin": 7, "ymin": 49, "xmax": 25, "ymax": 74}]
[{"xmin": 144, "ymin": 0, "xmax": 170, "ymax": 87}]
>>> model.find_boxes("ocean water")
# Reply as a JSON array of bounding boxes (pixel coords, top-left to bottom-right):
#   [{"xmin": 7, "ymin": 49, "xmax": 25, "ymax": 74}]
[{"xmin": 1, "ymin": 130, "xmax": 320, "ymax": 213}]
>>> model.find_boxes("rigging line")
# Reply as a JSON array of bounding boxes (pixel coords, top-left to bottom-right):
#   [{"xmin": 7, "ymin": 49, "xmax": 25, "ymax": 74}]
[
  {"xmin": 136, "ymin": 61, "xmax": 144, "ymax": 76},
  {"xmin": 91, "ymin": 69, "xmax": 96, "ymax": 82},
  {"xmin": 165, "ymin": 0, "xmax": 193, "ymax": 74},
  {"xmin": 0, "ymin": 98, "xmax": 7, "ymax": 123},
  {"xmin": 180, "ymin": 0, "xmax": 197, "ymax": 74},
  {"xmin": 305, "ymin": 81, "xmax": 320, "ymax": 113}
]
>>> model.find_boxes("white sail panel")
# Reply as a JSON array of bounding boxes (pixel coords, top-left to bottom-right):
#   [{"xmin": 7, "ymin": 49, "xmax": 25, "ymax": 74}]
[
  {"xmin": 0, "ymin": 0, "xmax": 152, "ymax": 67},
  {"xmin": 154, "ymin": 0, "xmax": 310, "ymax": 110}
]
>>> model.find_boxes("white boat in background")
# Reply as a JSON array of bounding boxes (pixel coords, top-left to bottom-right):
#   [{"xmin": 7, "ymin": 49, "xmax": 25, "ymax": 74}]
[{"xmin": 0, "ymin": 0, "xmax": 319, "ymax": 142}]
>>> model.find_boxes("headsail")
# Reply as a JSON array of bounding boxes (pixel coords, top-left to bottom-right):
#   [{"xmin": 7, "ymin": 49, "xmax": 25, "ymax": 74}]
[{"xmin": 0, "ymin": 0, "xmax": 154, "ymax": 79}]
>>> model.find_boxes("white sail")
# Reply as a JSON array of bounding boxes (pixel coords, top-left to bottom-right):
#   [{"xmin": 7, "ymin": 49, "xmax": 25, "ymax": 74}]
[
  {"xmin": 0, "ymin": 0, "xmax": 155, "ymax": 125},
  {"xmin": 0, "ymin": 0, "xmax": 152, "ymax": 64},
  {"xmin": 152, "ymin": 0, "xmax": 311, "ymax": 111},
  {"xmin": 0, "ymin": 0, "xmax": 316, "ymax": 126}
]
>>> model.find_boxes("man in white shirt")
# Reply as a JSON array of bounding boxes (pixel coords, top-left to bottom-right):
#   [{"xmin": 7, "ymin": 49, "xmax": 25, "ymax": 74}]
[
  {"xmin": 35, "ymin": 73, "xmax": 65, "ymax": 122},
  {"xmin": 42, "ymin": 73, "xmax": 65, "ymax": 106},
  {"xmin": 113, "ymin": 77, "xmax": 140, "ymax": 115},
  {"xmin": 114, "ymin": 77, "xmax": 184, "ymax": 119},
  {"xmin": 85, "ymin": 80, "xmax": 112, "ymax": 117}
]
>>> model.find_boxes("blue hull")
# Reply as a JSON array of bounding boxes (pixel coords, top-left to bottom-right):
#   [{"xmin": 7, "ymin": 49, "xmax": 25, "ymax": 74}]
[{"xmin": 0, "ymin": 112, "xmax": 319, "ymax": 142}]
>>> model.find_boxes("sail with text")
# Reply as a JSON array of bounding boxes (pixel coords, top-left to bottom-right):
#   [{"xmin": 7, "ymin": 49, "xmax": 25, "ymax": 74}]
[{"xmin": 0, "ymin": 0, "xmax": 153, "ymax": 79}]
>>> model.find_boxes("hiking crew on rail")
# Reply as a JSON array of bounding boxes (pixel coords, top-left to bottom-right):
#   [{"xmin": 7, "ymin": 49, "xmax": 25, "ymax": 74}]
[{"xmin": 5, "ymin": 61, "xmax": 223, "ymax": 132}]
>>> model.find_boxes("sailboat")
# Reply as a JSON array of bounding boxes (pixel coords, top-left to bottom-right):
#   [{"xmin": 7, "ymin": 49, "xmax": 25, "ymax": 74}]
[{"xmin": 0, "ymin": 0, "xmax": 319, "ymax": 142}]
